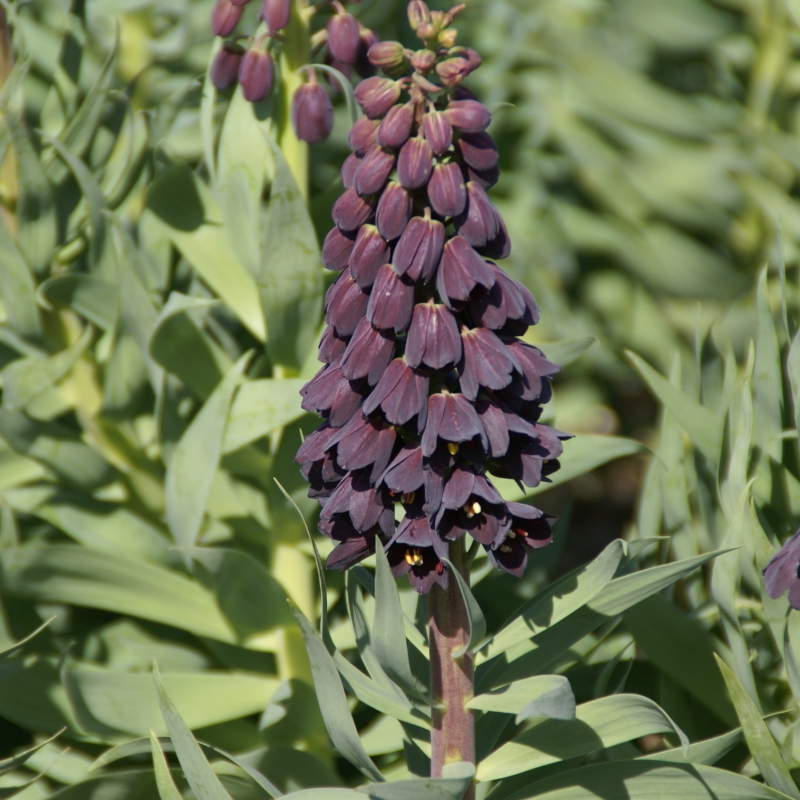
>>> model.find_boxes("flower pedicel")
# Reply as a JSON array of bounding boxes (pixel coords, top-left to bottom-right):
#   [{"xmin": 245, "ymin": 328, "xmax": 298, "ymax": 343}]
[{"xmin": 296, "ymin": 0, "xmax": 569, "ymax": 593}]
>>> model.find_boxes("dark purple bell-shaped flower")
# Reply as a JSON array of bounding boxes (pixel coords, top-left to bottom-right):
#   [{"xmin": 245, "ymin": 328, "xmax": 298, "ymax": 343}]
[
  {"xmin": 436, "ymin": 235, "xmax": 495, "ymax": 307},
  {"xmin": 392, "ymin": 212, "xmax": 444, "ymax": 282},
  {"xmin": 488, "ymin": 503, "xmax": 554, "ymax": 577},
  {"xmin": 388, "ymin": 514, "xmax": 449, "ymax": 592},
  {"xmin": 378, "ymin": 103, "xmax": 415, "ymax": 149},
  {"xmin": 428, "ymin": 162, "xmax": 466, "ymax": 217},
  {"xmin": 211, "ymin": 45, "xmax": 242, "ymax": 89},
  {"xmin": 362, "ymin": 358, "xmax": 430, "ymax": 430},
  {"xmin": 322, "ymin": 227, "xmax": 356, "ymax": 272},
  {"xmin": 349, "ymin": 225, "xmax": 389, "ymax": 288},
  {"xmin": 422, "ymin": 111, "xmax": 453, "ymax": 155},
  {"xmin": 239, "ymin": 48, "xmax": 274, "ymax": 102},
  {"xmin": 355, "ymin": 77, "xmax": 401, "ymax": 118},
  {"xmin": 459, "ymin": 327, "xmax": 521, "ymax": 400},
  {"xmin": 456, "ymin": 130, "xmax": 498, "ymax": 171},
  {"xmin": 341, "ymin": 317, "xmax": 396, "ymax": 385},
  {"xmin": 332, "ymin": 187, "xmax": 375, "ymax": 231},
  {"xmin": 398, "ymin": 136, "xmax": 433, "ymax": 189},
  {"xmin": 211, "ymin": 0, "xmax": 243, "ymax": 37},
  {"xmin": 375, "ymin": 182, "xmax": 413, "ymax": 241},
  {"xmin": 292, "ymin": 79, "xmax": 334, "ymax": 143},
  {"xmin": 445, "ymin": 99, "xmax": 491, "ymax": 133},
  {"xmin": 405, "ymin": 301, "xmax": 462, "ymax": 369},
  {"xmin": 353, "ymin": 145, "xmax": 395, "ymax": 196},
  {"xmin": 455, "ymin": 182, "xmax": 501, "ymax": 248},
  {"xmin": 328, "ymin": 7, "xmax": 360, "ymax": 65},
  {"xmin": 764, "ymin": 531, "xmax": 800, "ymax": 609},
  {"xmin": 366, "ymin": 264, "xmax": 415, "ymax": 333},
  {"xmin": 349, "ymin": 116, "xmax": 380, "ymax": 153},
  {"xmin": 264, "ymin": 0, "xmax": 290, "ymax": 31},
  {"xmin": 422, "ymin": 391, "xmax": 487, "ymax": 457}
]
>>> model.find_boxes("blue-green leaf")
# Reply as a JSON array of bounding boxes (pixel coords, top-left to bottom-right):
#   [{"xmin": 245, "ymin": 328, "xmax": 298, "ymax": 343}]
[{"xmin": 441, "ymin": 558, "xmax": 486, "ymax": 658}]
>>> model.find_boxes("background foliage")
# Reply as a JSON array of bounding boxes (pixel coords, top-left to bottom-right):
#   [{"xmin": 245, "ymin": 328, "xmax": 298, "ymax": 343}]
[{"xmin": 3, "ymin": 0, "xmax": 800, "ymax": 797}]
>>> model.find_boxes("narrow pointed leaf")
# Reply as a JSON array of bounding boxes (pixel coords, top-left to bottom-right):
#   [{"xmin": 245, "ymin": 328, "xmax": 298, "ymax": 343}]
[
  {"xmin": 442, "ymin": 558, "xmax": 486, "ymax": 658},
  {"xmin": 150, "ymin": 730, "xmax": 184, "ymax": 800}
]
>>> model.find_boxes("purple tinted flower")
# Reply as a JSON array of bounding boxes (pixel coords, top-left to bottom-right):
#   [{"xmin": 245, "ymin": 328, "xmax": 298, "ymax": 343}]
[
  {"xmin": 411, "ymin": 49, "xmax": 437, "ymax": 72},
  {"xmin": 436, "ymin": 57, "xmax": 471, "ymax": 86},
  {"xmin": 439, "ymin": 491, "xmax": 506, "ymax": 545},
  {"xmin": 378, "ymin": 103, "xmax": 415, "ymax": 149},
  {"xmin": 332, "ymin": 187, "xmax": 375, "ymax": 231},
  {"xmin": 456, "ymin": 130, "xmax": 498, "ymax": 171},
  {"xmin": 388, "ymin": 517, "xmax": 448, "ymax": 592},
  {"xmin": 475, "ymin": 395, "xmax": 539, "ymax": 457},
  {"xmin": 501, "ymin": 341, "xmax": 560, "ymax": 404},
  {"xmin": 322, "ymin": 471, "xmax": 394, "ymax": 535},
  {"xmin": 492, "ymin": 428, "xmax": 565, "ymax": 488},
  {"xmin": 375, "ymin": 182, "xmax": 412, "ymax": 241},
  {"xmin": 239, "ymin": 48, "xmax": 274, "ymax": 102},
  {"xmin": 356, "ymin": 26, "xmax": 380, "ymax": 78},
  {"xmin": 436, "ymin": 236, "xmax": 495, "ymax": 307},
  {"xmin": 459, "ymin": 327, "xmax": 521, "ymax": 400},
  {"xmin": 348, "ymin": 116, "xmax": 380, "ymax": 153},
  {"xmin": 379, "ymin": 445, "xmax": 424, "ymax": 494},
  {"xmin": 340, "ymin": 152, "xmax": 362, "ymax": 190},
  {"xmin": 328, "ymin": 414, "xmax": 397, "ymax": 482},
  {"xmin": 445, "ymin": 99, "xmax": 491, "ymax": 133},
  {"xmin": 327, "ymin": 11, "xmax": 360, "ymax": 65},
  {"xmin": 300, "ymin": 359, "xmax": 364, "ymax": 428},
  {"xmin": 428, "ymin": 162, "xmax": 466, "ymax": 217},
  {"xmin": 341, "ymin": 317, "xmax": 396, "ymax": 385},
  {"xmin": 322, "ymin": 226, "xmax": 356, "ymax": 272},
  {"xmin": 318, "ymin": 325, "xmax": 348, "ymax": 363},
  {"xmin": 398, "ymin": 136, "xmax": 433, "ymax": 189},
  {"xmin": 368, "ymin": 41, "xmax": 407, "ymax": 73},
  {"xmin": 454, "ymin": 182, "xmax": 500, "ymax": 248},
  {"xmin": 405, "ymin": 301, "xmax": 462, "ymax": 369},
  {"xmin": 407, "ymin": 0, "xmax": 431, "ymax": 31},
  {"xmin": 764, "ymin": 531, "xmax": 800, "ymax": 608},
  {"xmin": 482, "ymin": 215, "xmax": 510, "ymax": 259},
  {"xmin": 353, "ymin": 145, "xmax": 395, "ymax": 196},
  {"xmin": 366, "ymin": 264, "xmax": 415, "ymax": 332},
  {"xmin": 464, "ymin": 163, "xmax": 500, "ymax": 190},
  {"xmin": 325, "ymin": 273, "xmax": 369, "ymax": 337},
  {"xmin": 211, "ymin": 46, "xmax": 242, "ymax": 90},
  {"xmin": 488, "ymin": 503, "xmax": 553, "ymax": 577},
  {"xmin": 211, "ymin": 0, "xmax": 242, "ymax": 37},
  {"xmin": 349, "ymin": 224, "xmax": 389, "ymax": 288},
  {"xmin": 354, "ymin": 77, "xmax": 401, "ymax": 118},
  {"xmin": 439, "ymin": 468, "xmax": 502, "ymax": 517},
  {"xmin": 422, "ymin": 111, "xmax": 453, "ymax": 156},
  {"xmin": 362, "ymin": 358, "xmax": 430, "ymax": 430},
  {"xmin": 292, "ymin": 82, "xmax": 334, "ymax": 143},
  {"xmin": 327, "ymin": 528, "xmax": 376, "ymax": 571},
  {"xmin": 264, "ymin": 0, "xmax": 290, "ymax": 31},
  {"xmin": 422, "ymin": 392, "xmax": 487, "ymax": 457},
  {"xmin": 468, "ymin": 262, "xmax": 539, "ymax": 332},
  {"xmin": 392, "ymin": 213, "xmax": 445, "ymax": 282}
]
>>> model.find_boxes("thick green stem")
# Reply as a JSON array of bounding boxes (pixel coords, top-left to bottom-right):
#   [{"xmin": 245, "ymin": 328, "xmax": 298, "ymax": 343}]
[{"xmin": 427, "ymin": 538, "xmax": 475, "ymax": 800}]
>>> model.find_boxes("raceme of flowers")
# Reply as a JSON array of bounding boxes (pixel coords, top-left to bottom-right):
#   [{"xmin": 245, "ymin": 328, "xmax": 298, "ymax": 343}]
[
  {"xmin": 296, "ymin": 1, "xmax": 568, "ymax": 593},
  {"xmin": 210, "ymin": 0, "xmax": 376, "ymax": 141}
]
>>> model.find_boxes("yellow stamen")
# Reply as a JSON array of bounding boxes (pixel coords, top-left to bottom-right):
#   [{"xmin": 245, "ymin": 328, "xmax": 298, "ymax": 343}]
[
  {"xmin": 500, "ymin": 545, "xmax": 512, "ymax": 553},
  {"xmin": 405, "ymin": 548, "xmax": 424, "ymax": 566},
  {"xmin": 447, "ymin": 442, "xmax": 459, "ymax": 455},
  {"xmin": 401, "ymin": 492, "xmax": 416, "ymax": 505},
  {"xmin": 464, "ymin": 500, "xmax": 482, "ymax": 518},
  {"xmin": 507, "ymin": 531, "xmax": 516, "ymax": 539}
]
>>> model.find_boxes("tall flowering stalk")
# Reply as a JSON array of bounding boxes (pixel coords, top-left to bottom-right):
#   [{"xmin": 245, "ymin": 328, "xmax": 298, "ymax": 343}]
[{"xmin": 296, "ymin": 1, "xmax": 566, "ymax": 792}]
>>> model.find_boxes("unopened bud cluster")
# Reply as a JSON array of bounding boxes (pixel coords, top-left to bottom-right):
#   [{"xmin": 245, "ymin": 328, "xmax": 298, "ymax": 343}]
[{"xmin": 297, "ymin": 0, "xmax": 567, "ymax": 593}]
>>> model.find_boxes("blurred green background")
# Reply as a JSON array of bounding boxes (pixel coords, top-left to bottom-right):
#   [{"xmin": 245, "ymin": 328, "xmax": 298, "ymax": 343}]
[{"xmin": 2, "ymin": 0, "xmax": 800, "ymax": 795}]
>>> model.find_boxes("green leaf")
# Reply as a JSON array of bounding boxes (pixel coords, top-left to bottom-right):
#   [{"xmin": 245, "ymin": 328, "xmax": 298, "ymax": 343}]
[
  {"xmin": 1, "ymin": 324, "xmax": 91, "ymax": 411},
  {"xmin": 0, "ymin": 215, "xmax": 40, "ymax": 338},
  {"xmin": 715, "ymin": 655, "xmax": 800, "ymax": 798},
  {"xmin": 38, "ymin": 274, "xmax": 118, "ymax": 330},
  {"xmin": 222, "ymin": 378, "xmax": 306, "ymax": 454},
  {"xmin": 441, "ymin": 558, "xmax": 486, "ymax": 658},
  {"xmin": 753, "ymin": 267, "xmax": 783, "ymax": 460},
  {"xmin": 0, "ymin": 615, "xmax": 56, "ymax": 658},
  {"xmin": 480, "ymin": 539, "xmax": 625, "ymax": 661},
  {"xmin": 496, "ymin": 760, "xmax": 795, "ymax": 800},
  {"xmin": 260, "ymin": 137, "xmax": 323, "ymax": 369},
  {"xmin": 638, "ymin": 728, "xmax": 743, "ymax": 765},
  {"xmin": 291, "ymin": 603, "xmax": 385, "ymax": 783},
  {"xmin": 788, "ymin": 325, "xmax": 800, "ymax": 436},
  {"xmin": 357, "ymin": 763, "xmax": 475, "ymax": 799},
  {"xmin": 153, "ymin": 663, "xmax": 234, "ymax": 800},
  {"xmin": 493, "ymin": 436, "xmax": 646, "ymax": 502},
  {"xmin": 537, "ymin": 338, "xmax": 596, "ymax": 368},
  {"xmin": 150, "ymin": 729, "xmax": 184, "ymax": 800},
  {"xmin": 0, "ymin": 544, "xmax": 237, "ymax": 642},
  {"xmin": 0, "ymin": 728, "xmax": 65, "ymax": 776},
  {"xmin": 467, "ymin": 675, "xmax": 575, "ymax": 724},
  {"xmin": 165, "ymin": 353, "xmax": 250, "ymax": 552},
  {"xmin": 623, "ymin": 593, "xmax": 736, "ymax": 725},
  {"xmin": 477, "ymin": 694, "xmax": 687, "ymax": 782},
  {"xmin": 374, "ymin": 544, "xmax": 417, "ymax": 690},
  {"xmin": 626, "ymin": 350, "xmax": 722, "ymax": 462},
  {"xmin": 146, "ymin": 163, "xmax": 266, "ymax": 342}
]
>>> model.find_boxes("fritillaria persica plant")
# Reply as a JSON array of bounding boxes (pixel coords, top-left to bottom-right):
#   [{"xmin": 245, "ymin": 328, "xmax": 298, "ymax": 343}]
[{"xmin": 294, "ymin": 1, "xmax": 568, "ymax": 790}]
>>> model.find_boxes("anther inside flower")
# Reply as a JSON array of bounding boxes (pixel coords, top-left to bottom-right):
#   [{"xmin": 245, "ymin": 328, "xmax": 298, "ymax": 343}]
[{"xmin": 296, "ymin": 0, "xmax": 569, "ymax": 592}]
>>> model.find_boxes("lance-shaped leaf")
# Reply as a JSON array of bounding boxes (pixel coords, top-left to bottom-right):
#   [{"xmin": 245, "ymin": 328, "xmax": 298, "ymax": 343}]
[
  {"xmin": 468, "ymin": 675, "xmax": 575, "ymax": 724},
  {"xmin": 38, "ymin": 273, "xmax": 118, "ymax": 330},
  {"xmin": 442, "ymin": 558, "xmax": 486, "ymax": 658},
  {"xmin": 150, "ymin": 730, "xmax": 184, "ymax": 800},
  {"xmin": 0, "ymin": 215, "xmax": 40, "ymax": 338},
  {"xmin": 638, "ymin": 729, "xmax": 743, "ymax": 766},
  {"xmin": 165, "ymin": 352, "xmax": 250, "ymax": 553}
]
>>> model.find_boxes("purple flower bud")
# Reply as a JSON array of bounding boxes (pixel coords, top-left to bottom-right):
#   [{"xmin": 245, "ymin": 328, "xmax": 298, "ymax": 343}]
[
  {"xmin": 239, "ymin": 49, "xmax": 274, "ymax": 102},
  {"xmin": 445, "ymin": 99, "xmax": 491, "ymax": 133},
  {"xmin": 210, "ymin": 47, "xmax": 242, "ymax": 90},
  {"xmin": 362, "ymin": 358, "xmax": 430, "ymax": 430},
  {"xmin": 264, "ymin": 0, "xmax": 290, "ymax": 31},
  {"xmin": 353, "ymin": 144, "xmax": 395, "ymax": 196},
  {"xmin": 422, "ymin": 111, "xmax": 453, "ymax": 156},
  {"xmin": 458, "ymin": 327, "xmax": 521, "ymax": 400},
  {"xmin": 480, "ymin": 215, "xmax": 510, "ymax": 259},
  {"xmin": 378, "ymin": 103, "xmax": 415, "ymax": 149},
  {"xmin": 411, "ymin": 49, "xmax": 437, "ymax": 72},
  {"xmin": 348, "ymin": 116, "xmax": 380, "ymax": 153},
  {"xmin": 341, "ymin": 317, "xmax": 396, "ymax": 385},
  {"xmin": 435, "ymin": 235, "xmax": 495, "ymax": 308},
  {"xmin": 322, "ymin": 226, "xmax": 356, "ymax": 271},
  {"xmin": 392, "ymin": 214, "xmax": 445, "ymax": 282},
  {"xmin": 354, "ymin": 77, "xmax": 401, "ymax": 119},
  {"xmin": 375, "ymin": 182, "xmax": 412, "ymax": 241},
  {"xmin": 211, "ymin": 0, "xmax": 243, "ymax": 37},
  {"xmin": 427, "ymin": 162, "xmax": 466, "ymax": 217},
  {"xmin": 454, "ymin": 181, "xmax": 500, "ymax": 248},
  {"xmin": 332, "ymin": 187, "xmax": 375, "ymax": 231},
  {"xmin": 356, "ymin": 27, "xmax": 380, "ymax": 78},
  {"xmin": 349, "ymin": 224, "xmax": 388, "ymax": 288},
  {"xmin": 319, "ymin": 325, "xmax": 348, "ymax": 363},
  {"xmin": 328, "ymin": 11, "xmax": 360, "ymax": 65},
  {"xmin": 366, "ymin": 264, "xmax": 415, "ymax": 333},
  {"xmin": 398, "ymin": 136, "xmax": 433, "ymax": 189},
  {"xmin": 291, "ymin": 82, "xmax": 334, "ymax": 143},
  {"xmin": 422, "ymin": 392, "xmax": 487, "ymax": 457},
  {"xmin": 456, "ymin": 130, "xmax": 498, "ymax": 171},
  {"xmin": 341, "ymin": 152, "xmax": 362, "ymax": 189},
  {"xmin": 368, "ymin": 41, "xmax": 407, "ymax": 72},
  {"xmin": 436, "ymin": 57, "xmax": 471, "ymax": 87},
  {"xmin": 405, "ymin": 301, "xmax": 462, "ymax": 369},
  {"xmin": 464, "ymin": 163, "xmax": 499, "ymax": 191},
  {"xmin": 325, "ymin": 273, "xmax": 370, "ymax": 337},
  {"xmin": 408, "ymin": 0, "xmax": 431, "ymax": 31},
  {"xmin": 329, "ymin": 414, "xmax": 397, "ymax": 482}
]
